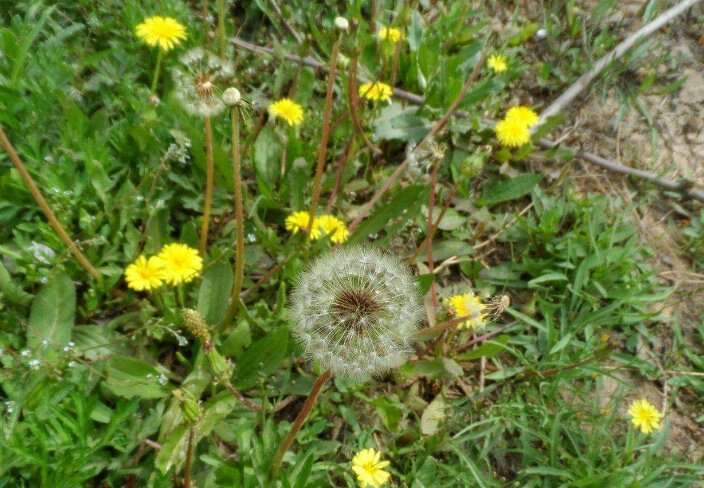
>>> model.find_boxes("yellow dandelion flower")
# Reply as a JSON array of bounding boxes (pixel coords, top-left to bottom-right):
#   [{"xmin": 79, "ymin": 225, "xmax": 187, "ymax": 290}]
[
  {"xmin": 446, "ymin": 293, "xmax": 487, "ymax": 330},
  {"xmin": 628, "ymin": 399, "xmax": 663, "ymax": 434},
  {"xmin": 487, "ymin": 54, "xmax": 508, "ymax": 73},
  {"xmin": 154, "ymin": 243, "xmax": 203, "ymax": 285},
  {"xmin": 359, "ymin": 81, "xmax": 393, "ymax": 102},
  {"xmin": 351, "ymin": 448, "xmax": 391, "ymax": 488},
  {"xmin": 378, "ymin": 26, "xmax": 404, "ymax": 43},
  {"xmin": 125, "ymin": 255, "xmax": 164, "ymax": 291},
  {"xmin": 506, "ymin": 105, "xmax": 539, "ymax": 129},
  {"xmin": 285, "ymin": 211, "xmax": 321, "ymax": 239},
  {"xmin": 315, "ymin": 215, "xmax": 350, "ymax": 244},
  {"xmin": 269, "ymin": 98, "xmax": 304, "ymax": 126},
  {"xmin": 135, "ymin": 16, "xmax": 187, "ymax": 51},
  {"xmin": 495, "ymin": 116, "xmax": 531, "ymax": 148}
]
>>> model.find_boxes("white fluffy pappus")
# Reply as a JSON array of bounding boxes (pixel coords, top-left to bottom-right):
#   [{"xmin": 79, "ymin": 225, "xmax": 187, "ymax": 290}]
[
  {"xmin": 172, "ymin": 47, "xmax": 234, "ymax": 118},
  {"xmin": 290, "ymin": 247, "xmax": 422, "ymax": 379}
]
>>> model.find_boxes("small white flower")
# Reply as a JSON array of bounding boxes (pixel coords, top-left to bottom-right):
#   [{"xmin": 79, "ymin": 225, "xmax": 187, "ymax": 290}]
[
  {"xmin": 535, "ymin": 28, "xmax": 547, "ymax": 40},
  {"xmin": 20, "ymin": 349, "xmax": 30, "ymax": 358},
  {"xmin": 157, "ymin": 374, "xmax": 168, "ymax": 386},
  {"xmin": 334, "ymin": 16, "xmax": 349, "ymax": 31},
  {"xmin": 28, "ymin": 359, "xmax": 41, "ymax": 370},
  {"xmin": 222, "ymin": 87, "xmax": 241, "ymax": 106}
]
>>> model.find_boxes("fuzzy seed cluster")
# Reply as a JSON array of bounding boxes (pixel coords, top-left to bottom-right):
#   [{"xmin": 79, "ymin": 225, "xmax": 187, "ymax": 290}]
[{"xmin": 290, "ymin": 247, "xmax": 422, "ymax": 378}]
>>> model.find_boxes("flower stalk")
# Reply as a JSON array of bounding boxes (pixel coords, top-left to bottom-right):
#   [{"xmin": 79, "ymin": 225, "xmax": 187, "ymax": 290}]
[
  {"xmin": 271, "ymin": 369, "xmax": 332, "ymax": 474},
  {"xmin": 151, "ymin": 49, "xmax": 163, "ymax": 93},
  {"xmin": 0, "ymin": 127, "xmax": 101, "ymax": 280},
  {"xmin": 305, "ymin": 34, "xmax": 341, "ymax": 235},
  {"xmin": 199, "ymin": 116, "xmax": 215, "ymax": 256}
]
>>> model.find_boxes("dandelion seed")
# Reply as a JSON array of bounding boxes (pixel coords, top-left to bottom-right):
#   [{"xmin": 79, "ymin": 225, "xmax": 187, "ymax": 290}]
[
  {"xmin": 173, "ymin": 47, "xmax": 233, "ymax": 117},
  {"xmin": 291, "ymin": 247, "xmax": 422, "ymax": 378},
  {"xmin": 154, "ymin": 243, "xmax": 203, "ymax": 285},
  {"xmin": 378, "ymin": 26, "xmax": 404, "ymax": 43},
  {"xmin": 487, "ymin": 54, "xmax": 508, "ymax": 73},
  {"xmin": 446, "ymin": 292, "xmax": 487, "ymax": 330},
  {"xmin": 135, "ymin": 16, "xmax": 187, "ymax": 51},
  {"xmin": 358, "ymin": 81, "xmax": 393, "ymax": 102},
  {"xmin": 628, "ymin": 399, "xmax": 663, "ymax": 434},
  {"xmin": 268, "ymin": 98, "xmax": 305, "ymax": 126},
  {"xmin": 124, "ymin": 255, "xmax": 164, "ymax": 292},
  {"xmin": 351, "ymin": 448, "xmax": 391, "ymax": 488}
]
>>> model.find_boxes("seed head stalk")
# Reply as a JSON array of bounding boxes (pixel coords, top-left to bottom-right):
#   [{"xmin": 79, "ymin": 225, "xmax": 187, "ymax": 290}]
[
  {"xmin": 199, "ymin": 116, "xmax": 215, "ymax": 256},
  {"xmin": 271, "ymin": 369, "xmax": 332, "ymax": 474},
  {"xmin": 0, "ymin": 127, "xmax": 101, "ymax": 280},
  {"xmin": 216, "ymin": 0, "xmax": 227, "ymax": 57},
  {"xmin": 305, "ymin": 34, "xmax": 341, "ymax": 235},
  {"xmin": 228, "ymin": 106, "xmax": 245, "ymax": 318}
]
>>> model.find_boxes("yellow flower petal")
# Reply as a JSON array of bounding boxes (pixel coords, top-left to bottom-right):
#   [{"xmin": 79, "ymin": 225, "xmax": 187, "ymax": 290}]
[
  {"xmin": 135, "ymin": 16, "xmax": 187, "ymax": 51},
  {"xmin": 446, "ymin": 293, "xmax": 486, "ymax": 330},
  {"xmin": 154, "ymin": 243, "xmax": 203, "ymax": 285},
  {"xmin": 125, "ymin": 255, "xmax": 164, "ymax": 291},
  {"xmin": 269, "ymin": 98, "xmax": 304, "ymax": 126},
  {"xmin": 359, "ymin": 81, "xmax": 393, "ymax": 102}
]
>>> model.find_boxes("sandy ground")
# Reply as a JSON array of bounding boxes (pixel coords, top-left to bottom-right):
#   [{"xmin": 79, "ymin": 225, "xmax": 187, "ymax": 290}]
[{"xmin": 533, "ymin": 0, "xmax": 704, "ymax": 461}]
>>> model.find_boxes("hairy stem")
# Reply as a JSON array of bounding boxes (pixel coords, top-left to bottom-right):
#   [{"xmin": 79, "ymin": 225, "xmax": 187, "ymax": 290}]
[
  {"xmin": 150, "ymin": 49, "xmax": 163, "ymax": 94},
  {"xmin": 228, "ymin": 107, "xmax": 245, "ymax": 319},
  {"xmin": 0, "ymin": 127, "xmax": 101, "ymax": 280},
  {"xmin": 306, "ymin": 36, "xmax": 341, "ymax": 234},
  {"xmin": 199, "ymin": 116, "xmax": 215, "ymax": 256},
  {"xmin": 271, "ymin": 370, "xmax": 332, "ymax": 474}
]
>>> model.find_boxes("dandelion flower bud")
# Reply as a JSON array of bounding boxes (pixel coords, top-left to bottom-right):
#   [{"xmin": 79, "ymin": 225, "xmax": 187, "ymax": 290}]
[
  {"xmin": 173, "ymin": 388, "xmax": 202, "ymax": 424},
  {"xmin": 334, "ymin": 16, "xmax": 349, "ymax": 31},
  {"xmin": 290, "ymin": 247, "xmax": 422, "ymax": 379},
  {"xmin": 223, "ymin": 87, "xmax": 241, "ymax": 106}
]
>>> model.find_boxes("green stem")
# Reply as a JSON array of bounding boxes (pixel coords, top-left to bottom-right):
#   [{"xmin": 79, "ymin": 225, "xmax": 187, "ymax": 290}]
[
  {"xmin": 199, "ymin": 116, "xmax": 215, "ymax": 256},
  {"xmin": 229, "ymin": 107, "xmax": 245, "ymax": 318},
  {"xmin": 150, "ymin": 49, "xmax": 163, "ymax": 94},
  {"xmin": 183, "ymin": 426, "xmax": 195, "ymax": 488},
  {"xmin": 271, "ymin": 370, "xmax": 332, "ymax": 474},
  {"xmin": 217, "ymin": 0, "xmax": 227, "ymax": 57}
]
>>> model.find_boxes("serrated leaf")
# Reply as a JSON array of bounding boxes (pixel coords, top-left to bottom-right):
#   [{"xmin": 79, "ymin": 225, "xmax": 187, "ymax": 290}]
[
  {"xmin": 197, "ymin": 259, "xmax": 233, "ymax": 327},
  {"xmin": 27, "ymin": 272, "xmax": 75, "ymax": 352},
  {"xmin": 480, "ymin": 174, "xmax": 542, "ymax": 207}
]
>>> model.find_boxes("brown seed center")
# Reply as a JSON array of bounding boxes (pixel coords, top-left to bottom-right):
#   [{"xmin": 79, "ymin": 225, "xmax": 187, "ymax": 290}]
[{"xmin": 331, "ymin": 288, "xmax": 382, "ymax": 330}]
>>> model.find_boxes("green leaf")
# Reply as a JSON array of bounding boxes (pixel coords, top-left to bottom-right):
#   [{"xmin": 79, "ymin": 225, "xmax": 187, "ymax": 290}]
[
  {"xmin": 479, "ymin": 174, "xmax": 542, "ymax": 207},
  {"xmin": 105, "ymin": 356, "xmax": 169, "ymax": 399},
  {"xmin": 221, "ymin": 321, "xmax": 252, "ymax": 358},
  {"xmin": 0, "ymin": 261, "xmax": 31, "ymax": 306},
  {"xmin": 348, "ymin": 184, "xmax": 428, "ymax": 245},
  {"xmin": 373, "ymin": 104, "xmax": 431, "ymax": 143},
  {"xmin": 528, "ymin": 272, "xmax": 568, "ymax": 287},
  {"xmin": 254, "ymin": 126, "xmax": 280, "ymax": 195},
  {"xmin": 234, "ymin": 326, "xmax": 289, "ymax": 390},
  {"xmin": 549, "ymin": 333, "xmax": 573, "ymax": 355},
  {"xmin": 420, "ymin": 396, "xmax": 445, "ymax": 436},
  {"xmin": 197, "ymin": 259, "xmax": 233, "ymax": 327},
  {"xmin": 455, "ymin": 336, "xmax": 510, "ymax": 361},
  {"xmin": 27, "ymin": 272, "xmax": 75, "ymax": 352}
]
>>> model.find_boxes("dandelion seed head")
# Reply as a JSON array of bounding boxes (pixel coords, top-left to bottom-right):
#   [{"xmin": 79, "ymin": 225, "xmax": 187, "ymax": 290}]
[
  {"xmin": 173, "ymin": 48, "xmax": 233, "ymax": 118},
  {"xmin": 291, "ymin": 247, "xmax": 422, "ymax": 379}
]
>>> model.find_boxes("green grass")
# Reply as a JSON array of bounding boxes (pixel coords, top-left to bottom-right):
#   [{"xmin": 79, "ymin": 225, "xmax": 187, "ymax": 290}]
[{"xmin": 1, "ymin": 0, "xmax": 703, "ymax": 486}]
